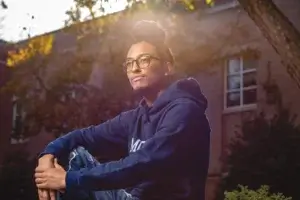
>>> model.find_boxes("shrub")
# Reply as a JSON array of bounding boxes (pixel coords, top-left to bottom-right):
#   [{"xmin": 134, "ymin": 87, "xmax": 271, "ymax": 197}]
[
  {"xmin": 217, "ymin": 79, "xmax": 300, "ymax": 199},
  {"xmin": 225, "ymin": 185, "xmax": 292, "ymax": 200}
]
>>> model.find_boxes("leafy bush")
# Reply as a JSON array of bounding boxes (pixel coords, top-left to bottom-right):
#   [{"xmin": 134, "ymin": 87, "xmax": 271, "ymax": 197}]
[
  {"xmin": 215, "ymin": 77, "xmax": 300, "ymax": 199},
  {"xmin": 225, "ymin": 185, "xmax": 292, "ymax": 200},
  {"xmin": 217, "ymin": 107, "xmax": 300, "ymax": 199}
]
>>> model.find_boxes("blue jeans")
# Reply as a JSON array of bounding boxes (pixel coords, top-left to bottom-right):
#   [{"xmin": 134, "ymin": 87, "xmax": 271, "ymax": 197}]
[{"xmin": 57, "ymin": 147, "xmax": 136, "ymax": 200}]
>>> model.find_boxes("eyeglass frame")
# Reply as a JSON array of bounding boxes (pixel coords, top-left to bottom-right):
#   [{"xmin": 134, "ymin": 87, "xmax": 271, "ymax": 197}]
[{"xmin": 122, "ymin": 53, "xmax": 161, "ymax": 72}]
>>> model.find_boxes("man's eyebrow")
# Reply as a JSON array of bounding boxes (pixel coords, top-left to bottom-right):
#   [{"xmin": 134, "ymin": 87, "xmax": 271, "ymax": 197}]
[{"xmin": 126, "ymin": 53, "xmax": 152, "ymax": 60}]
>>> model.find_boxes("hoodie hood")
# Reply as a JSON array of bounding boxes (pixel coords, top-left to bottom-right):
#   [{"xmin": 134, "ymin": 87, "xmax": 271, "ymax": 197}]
[{"xmin": 141, "ymin": 77, "xmax": 208, "ymax": 115}]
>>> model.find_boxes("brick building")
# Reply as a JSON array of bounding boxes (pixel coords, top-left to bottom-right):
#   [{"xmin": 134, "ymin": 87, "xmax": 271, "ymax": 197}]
[
  {"xmin": 1, "ymin": 0, "xmax": 300, "ymax": 199},
  {"xmin": 0, "ymin": 40, "xmax": 13, "ymax": 164}
]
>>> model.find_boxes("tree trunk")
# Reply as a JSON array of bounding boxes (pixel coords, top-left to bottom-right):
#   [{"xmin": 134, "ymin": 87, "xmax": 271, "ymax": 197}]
[{"xmin": 238, "ymin": 0, "xmax": 300, "ymax": 89}]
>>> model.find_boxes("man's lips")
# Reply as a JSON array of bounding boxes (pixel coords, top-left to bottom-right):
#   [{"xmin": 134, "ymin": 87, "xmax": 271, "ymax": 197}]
[{"xmin": 131, "ymin": 76, "xmax": 145, "ymax": 82}]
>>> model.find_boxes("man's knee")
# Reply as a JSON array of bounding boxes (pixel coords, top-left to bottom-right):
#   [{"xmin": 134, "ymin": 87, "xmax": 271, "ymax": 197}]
[
  {"xmin": 68, "ymin": 146, "xmax": 98, "ymax": 169},
  {"xmin": 69, "ymin": 146, "xmax": 88, "ymax": 160},
  {"xmin": 73, "ymin": 146, "xmax": 87, "ymax": 155}
]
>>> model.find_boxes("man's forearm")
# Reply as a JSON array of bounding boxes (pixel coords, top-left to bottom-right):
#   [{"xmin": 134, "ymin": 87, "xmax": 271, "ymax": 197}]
[{"xmin": 40, "ymin": 128, "xmax": 90, "ymax": 159}]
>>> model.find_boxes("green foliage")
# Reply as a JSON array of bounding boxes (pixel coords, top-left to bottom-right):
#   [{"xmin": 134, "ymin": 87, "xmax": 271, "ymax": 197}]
[
  {"xmin": 225, "ymin": 185, "xmax": 292, "ymax": 200},
  {"xmin": 218, "ymin": 80, "xmax": 300, "ymax": 199},
  {"xmin": 2, "ymin": 0, "xmax": 242, "ymax": 138},
  {"xmin": 3, "ymin": 0, "xmax": 136, "ymax": 137}
]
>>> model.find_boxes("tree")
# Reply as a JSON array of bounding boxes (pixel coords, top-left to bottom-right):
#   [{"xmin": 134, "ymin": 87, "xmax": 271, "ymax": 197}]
[
  {"xmin": 3, "ymin": 0, "xmax": 300, "ymax": 139},
  {"xmin": 217, "ymin": 69, "xmax": 300, "ymax": 199},
  {"xmin": 1, "ymin": 1, "xmax": 7, "ymax": 9},
  {"xmin": 0, "ymin": 0, "xmax": 7, "ymax": 37},
  {"xmin": 80, "ymin": 0, "xmax": 300, "ymax": 89},
  {"xmin": 4, "ymin": 1, "xmax": 170, "ymax": 142},
  {"xmin": 237, "ymin": 0, "xmax": 300, "ymax": 89},
  {"xmin": 4, "ymin": 33, "xmax": 134, "ymax": 139},
  {"xmin": 175, "ymin": 0, "xmax": 300, "ymax": 89},
  {"xmin": 3, "ymin": 1, "xmax": 131, "ymax": 140},
  {"xmin": 4, "ymin": 0, "xmax": 245, "ymax": 140}
]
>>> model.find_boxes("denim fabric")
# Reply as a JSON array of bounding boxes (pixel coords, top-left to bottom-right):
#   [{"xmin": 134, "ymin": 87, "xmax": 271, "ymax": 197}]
[{"xmin": 57, "ymin": 147, "xmax": 136, "ymax": 200}]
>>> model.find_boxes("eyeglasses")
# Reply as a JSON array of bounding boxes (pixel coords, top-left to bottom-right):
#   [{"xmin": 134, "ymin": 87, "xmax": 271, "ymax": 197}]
[{"xmin": 123, "ymin": 54, "xmax": 160, "ymax": 72}]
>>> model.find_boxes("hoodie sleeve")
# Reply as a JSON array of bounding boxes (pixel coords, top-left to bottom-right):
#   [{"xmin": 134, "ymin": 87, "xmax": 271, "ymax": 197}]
[
  {"xmin": 40, "ymin": 111, "xmax": 131, "ymax": 161},
  {"xmin": 65, "ymin": 99, "xmax": 210, "ymax": 191}
]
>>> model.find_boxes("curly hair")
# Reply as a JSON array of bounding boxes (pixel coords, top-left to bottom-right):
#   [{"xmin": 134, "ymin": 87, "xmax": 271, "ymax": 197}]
[{"xmin": 130, "ymin": 20, "xmax": 174, "ymax": 64}]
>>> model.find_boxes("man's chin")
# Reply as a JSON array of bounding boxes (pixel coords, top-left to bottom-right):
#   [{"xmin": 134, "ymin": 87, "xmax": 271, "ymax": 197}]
[{"xmin": 132, "ymin": 85, "xmax": 149, "ymax": 95}]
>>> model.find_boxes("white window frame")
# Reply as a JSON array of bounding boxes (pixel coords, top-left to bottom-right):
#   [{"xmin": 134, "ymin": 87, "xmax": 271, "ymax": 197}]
[
  {"xmin": 204, "ymin": 0, "xmax": 239, "ymax": 14},
  {"xmin": 223, "ymin": 57, "xmax": 257, "ymax": 113},
  {"xmin": 11, "ymin": 95, "xmax": 29, "ymax": 144}
]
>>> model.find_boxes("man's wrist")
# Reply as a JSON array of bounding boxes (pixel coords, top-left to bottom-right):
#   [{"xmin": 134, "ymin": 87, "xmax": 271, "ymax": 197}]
[
  {"xmin": 39, "ymin": 154, "xmax": 55, "ymax": 161},
  {"xmin": 65, "ymin": 170, "xmax": 81, "ymax": 191}
]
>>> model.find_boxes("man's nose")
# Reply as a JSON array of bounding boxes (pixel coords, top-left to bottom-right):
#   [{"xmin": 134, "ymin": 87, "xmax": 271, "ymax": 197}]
[{"xmin": 131, "ymin": 61, "xmax": 141, "ymax": 73}]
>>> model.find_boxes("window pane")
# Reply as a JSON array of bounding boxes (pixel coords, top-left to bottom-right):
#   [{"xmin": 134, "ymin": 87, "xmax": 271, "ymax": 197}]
[
  {"xmin": 227, "ymin": 59, "xmax": 240, "ymax": 74},
  {"xmin": 205, "ymin": 0, "xmax": 235, "ymax": 7},
  {"xmin": 243, "ymin": 59, "xmax": 257, "ymax": 71},
  {"xmin": 243, "ymin": 88, "xmax": 257, "ymax": 105},
  {"xmin": 214, "ymin": 0, "xmax": 235, "ymax": 5},
  {"xmin": 14, "ymin": 115, "xmax": 23, "ymax": 135},
  {"xmin": 227, "ymin": 75, "xmax": 241, "ymax": 90},
  {"xmin": 243, "ymin": 72, "xmax": 257, "ymax": 87},
  {"xmin": 227, "ymin": 92, "xmax": 240, "ymax": 107}
]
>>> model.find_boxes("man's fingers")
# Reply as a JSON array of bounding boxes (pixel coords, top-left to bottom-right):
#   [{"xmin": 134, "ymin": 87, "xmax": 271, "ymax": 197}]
[
  {"xmin": 49, "ymin": 190, "xmax": 56, "ymax": 200},
  {"xmin": 35, "ymin": 166, "xmax": 46, "ymax": 173},
  {"xmin": 42, "ymin": 190, "xmax": 49, "ymax": 200},
  {"xmin": 37, "ymin": 182, "xmax": 48, "ymax": 189},
  {"xmin": 35, "ymin": 177, "xmax": 46, "ymax": 184},
  {"xmin": 35, "ymin": 171, "xmax": 45, "ymax": 178},
  {"xmin": 38, "ymin": 189, "xmax": 49, "ymax": 200},
  {"xmin": 37, "ymin": 189, "xmax": 44, "ymax": 200}
]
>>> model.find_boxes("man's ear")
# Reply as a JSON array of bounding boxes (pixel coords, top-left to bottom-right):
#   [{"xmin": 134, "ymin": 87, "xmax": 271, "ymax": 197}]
[{"xmin": 164, "ymin": 62, "xmax": 175, "ymax": 76}]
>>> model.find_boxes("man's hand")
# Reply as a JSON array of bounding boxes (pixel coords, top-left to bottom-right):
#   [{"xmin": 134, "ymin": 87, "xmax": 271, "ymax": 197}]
[
  {"xmin": 36, "ymin": 154, "xmax": 56, "ymax": 200},
  {"xmin": 35, "ymin": 159, "xmax": 67, "ymax": 191},
  {"xmin": 38, "ymin": 190, "xmax": 56, "ymax": 200}
]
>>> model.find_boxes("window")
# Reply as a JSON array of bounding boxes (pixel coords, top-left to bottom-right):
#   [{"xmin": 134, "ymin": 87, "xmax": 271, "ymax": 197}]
[
  {"xmin": 60, "ymin": 89, "xmax": 77, "ymax": 102},
  {"xmin": 204, "ymin": 0, "xmax": 238, "ymax": 13},
  {"xmin": 207, "ymin": 0, "xmax": 236, "ymax": 6},
  {"xmin": 166, "ymin": 0, "xmax": 238, "ymax": 13},
  {"xmin": 11, "ymin": 96, "xmax": 28, "ymax": 144},
  {"xmin": 224, "ymin": 57, "xmax": 257, "ymax": 110}
]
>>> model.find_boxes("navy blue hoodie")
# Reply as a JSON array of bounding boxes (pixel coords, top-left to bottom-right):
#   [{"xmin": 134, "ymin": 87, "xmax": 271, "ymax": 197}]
[{"xmin": 41, "ymin": 77, "xmax": 211, "ymax": 200}]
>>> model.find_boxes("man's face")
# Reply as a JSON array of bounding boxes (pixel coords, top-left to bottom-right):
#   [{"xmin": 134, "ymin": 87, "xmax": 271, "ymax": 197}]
[{"xmin": 125, "ymin": 41, "xmax": 168, "ymax": 92}]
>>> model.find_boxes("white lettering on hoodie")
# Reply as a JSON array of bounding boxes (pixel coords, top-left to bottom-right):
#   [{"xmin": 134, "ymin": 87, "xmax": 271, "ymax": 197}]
[{"xmin": 130, "ymin": 138, "xmax": 146, "ymax": 152}]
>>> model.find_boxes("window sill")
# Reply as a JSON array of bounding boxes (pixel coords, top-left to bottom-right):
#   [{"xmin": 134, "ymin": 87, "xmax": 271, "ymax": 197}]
[
  {"xmin": 223, "ymin": 104, "xmax": 257, "ymax": 115},
  {"xmin": 10, "ymin": 138, "xmax": 30, "ymax": 145}
]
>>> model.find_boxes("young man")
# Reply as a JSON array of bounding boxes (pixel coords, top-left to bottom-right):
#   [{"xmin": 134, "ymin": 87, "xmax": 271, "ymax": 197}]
[{"xmin": 35, "ymin": 20, "xmax": 211, "ymax": 200}]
